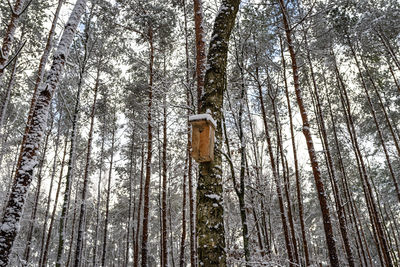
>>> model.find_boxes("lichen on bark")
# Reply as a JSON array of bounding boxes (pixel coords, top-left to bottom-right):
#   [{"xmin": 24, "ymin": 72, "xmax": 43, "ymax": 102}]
[{"xmin": 196, "ymin": 0, "xmax": 240, "ymax": 266}]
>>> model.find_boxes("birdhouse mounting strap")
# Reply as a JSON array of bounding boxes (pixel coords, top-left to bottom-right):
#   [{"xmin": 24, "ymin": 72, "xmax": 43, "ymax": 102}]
[{"xmin": 188, "ymin": 113, "xmax": 217, "ymax": 128}]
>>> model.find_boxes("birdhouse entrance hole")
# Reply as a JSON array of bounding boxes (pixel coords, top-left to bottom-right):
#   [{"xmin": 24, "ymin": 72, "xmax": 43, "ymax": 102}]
[{"xmin": 189, "ymin": 114, "xmax": 216, "ymax": 163}]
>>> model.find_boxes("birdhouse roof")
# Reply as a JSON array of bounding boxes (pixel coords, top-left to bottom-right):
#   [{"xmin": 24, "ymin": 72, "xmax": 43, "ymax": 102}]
[{"xmin": 189, "ymin": 113, "xmax": 217, "ymax": 128}]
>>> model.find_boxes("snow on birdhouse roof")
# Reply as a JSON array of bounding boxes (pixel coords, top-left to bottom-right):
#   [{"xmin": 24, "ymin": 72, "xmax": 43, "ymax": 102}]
[{"xmin": 189, "ymin": 113, "xmax": 217, "ymax": 128}]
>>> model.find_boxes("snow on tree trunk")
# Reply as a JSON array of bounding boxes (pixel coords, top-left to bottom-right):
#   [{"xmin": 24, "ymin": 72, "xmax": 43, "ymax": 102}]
[
  {"xmin": 0, "ymin": 0, "xmax": 87, "ymax": 265},
  {"xmin": 196, "ymin": 0, "xmax": 240, "ymax": 266},
  {"xmin": 0, "ymin": 0, "xmax": 28, "ymax": 86},
  {"xmin": 18, "ymin": 0, "xmax": 64, "ymax": 162}
]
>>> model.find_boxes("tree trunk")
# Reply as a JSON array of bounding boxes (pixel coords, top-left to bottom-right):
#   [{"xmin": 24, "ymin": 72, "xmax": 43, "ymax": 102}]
[
  {"xmin": 0, "ymin": 55, "xmax": 18, "ymax": 133},
  {"xmin": 0, "ymin": 0, "xmax": 28, "ymax": 84},
  {"xmin": 256, "ymin": 69, "xmax": 294, "ymax": 266},
  {"xmin": 334, "ymin": 54, "xmax": 393, "ymax": 266},
  {"xmin": 305, "ymin": 39, "xmax": 355, "ymax": 267},
  {"xmin": 161, "ymin": 83, "xmax": 168, "ymax": 267},
  {"xmin": 56, "ymin": 57, "xmax": 84, "ymax": 267},
  {"xmin": 141, "ymin": 25, "xmax": 154, "ymax": 267},
  {"xmin": 279, "ymin": 36, "xmax": 310, "ymax": 266},
  {"xmin": 196, "ymin": 0, "xmax": 240, "ymax": 265},
  {"xmin": 40, "ymin": 129, "xmax": 69, "ymax": 267},
  {"xmin": 133, "ymin": 144, "xmax": 145, "ymax": 267},
  {"xmin": 348, "ymin": 42, "xmax": 400, "ymax": 203},
  {"xmin": 38, "ymin": 109, "xmax": 63, "ymax": 266},
  {"xmin": 278, "ymin": 1, "xmax": 339, "ymax": 265},
  {"xmin": 17, "ymin": 0, "xmax": 63, "ymax": 167},
  {"xmin": 101, "ymin": 109, "xmax": 117, "ymax": 267},
  {"xmin": 180, "ymin": 2, "xmax": 190, "ymax": 266},
  {"xmin": 193, "ymin": 0, "xmax": 206, "ymax": 113},
  {"xmin": 23, "ymin": 118, "xmax": 53, "ymax": 265},
  {"xmin": 66, "ymin": 178, "xmax": 80, "ymax": 267},
  {"xmin": 125, "ymin": 134, "xmax": 136, "ymax": 267},
  {"xmin": 268, "ymin": 73, "xmax": 300, "ymax": 266},
  {"xmin": 92, "ymin": 124, "xmax": 105, "ymax": 267},
  {"xmin": 0, "ymin": 1, "xmax": 86, "ymax": 265},
  {"xmin": 74, "ymin": 66, "xmax": 100, "ymax": 267}
]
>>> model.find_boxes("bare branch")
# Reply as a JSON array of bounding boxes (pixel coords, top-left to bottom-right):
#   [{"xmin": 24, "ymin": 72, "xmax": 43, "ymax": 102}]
[{"xmin": 1, "ymin": 39, "xmax": 26, "ymax": 70}]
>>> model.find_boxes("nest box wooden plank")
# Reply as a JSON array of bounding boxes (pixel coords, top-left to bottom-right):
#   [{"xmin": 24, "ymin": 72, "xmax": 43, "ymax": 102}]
[{"xmin": 189, "ymin": 114, "xmax": 216, "ymax": 163}]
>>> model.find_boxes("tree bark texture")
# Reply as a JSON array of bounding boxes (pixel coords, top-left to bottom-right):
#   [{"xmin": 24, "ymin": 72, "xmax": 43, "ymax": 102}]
[
  {"xmin": 0, "ymin": 1, "xmax": 87, "ymax": 265},
  {"xmin": 197, "ymin": 0, "xmax": 240, "ymax": 266}
]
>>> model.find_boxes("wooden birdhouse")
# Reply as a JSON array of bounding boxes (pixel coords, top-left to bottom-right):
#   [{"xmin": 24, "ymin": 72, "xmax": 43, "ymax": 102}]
[{"xmin": 189, "ymin": 113, "xmax": 216, "ymax": 163}]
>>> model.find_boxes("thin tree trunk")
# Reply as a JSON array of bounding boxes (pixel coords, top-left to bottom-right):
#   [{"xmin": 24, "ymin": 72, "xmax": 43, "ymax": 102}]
[
  {"xmin": 0, "ymin": 0, "xmax": 28, "ymax": 84},
  {"xmin": 101, "ymin": 109, "xmax": 117, "ymax": 267},
  {"xmin": 66, "ymin": 178, "xmax": 80, "ymax": 267},
  {"xmin": 180, "ymin": 2, "xmax": 190, "ymax": 266},
  {"xmin": 305, "ymin": 39, "xmax": 355, "ymax": 267},
  {"xmin": 133, "ymin": 144, "xmax": 145, "ymax": 267},
  {"xmin": 375, "ymin": 30, "xmax": 400, "ymax": 72},
  {"xmin": 256, "ymin": 69, "xmax": 293, "ymax": 266},
  {"xmin": 125, "ymin": 134, "xmax": 136, "ymax": 267},
  {"xmin": 161, "ymin": 85, "xmax": 168, "ymax": 267},
  {"xmin": 92, "ymin": 125, "xmax": 105, "ymax": 267},
  {"xmin": 349, "ymin": 43, "xmax": 400, "ymax": 203},
  {"xmin": 40, "ymin": 129, "xmax": 69, "ymax": 267},
  {"xmin": 334, "ymin": 55, "xmax": 393, "ymax": 266},
  {"xmin": 38, "ymin": 109, "xmax": 63, "ymax": 266},
  {"xmin": 0, "ymin": 56, "xmax": 18, "ymax": 133},
  {"xmin": 56, "ymin": 62, "xmax": 84, "ymax": 267},
  {"xmin": 74, "ymin": 66, "xmax": 100, "ymax": 267},
  {"xmin": 278, "ymin": 1, "xmax": 339, "ymax": 265},
  {"xmin": 326, "ymin": 90, "xmax": 368, "ymax": 266},
  {"xmin": 244, "ymin": 69, "xmax": 269, "ymax": 257},
  {"xmin": 337, "ymin": 76, "xmax": 386, "ymax": 266},
  {"xmin": 279, "ymin": 36, "xmax": 310, "ymax": 266},
  {"xmin": 268, "ymin": 74, "xmax": 299, "ymax": 266},
  {"xmin": 141, "ymin": 25, "xmax": 154, "ymax": 267},
  {"xmin": 368, "ymin": 65, "xmax": 400, "ymax": 159},
  {"xmin": 17, "ymin": 0, "xmax": 63, "ymax": 166},
  {"xmin": 168, "ymin": 188, "xmax": 176, "ymax": 267},
  {"xmin": 237, "ymin": 54, "xmax": 250, "ymax": 266},
  {"xmin": 193, "ymin": 0, "xmax": 206, "ymax": 112}
]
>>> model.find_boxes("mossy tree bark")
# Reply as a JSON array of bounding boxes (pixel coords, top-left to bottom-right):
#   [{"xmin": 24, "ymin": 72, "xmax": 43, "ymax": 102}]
[{"xmin": 196, "ymin": 0, "xmax": 240, "ymax": 266}]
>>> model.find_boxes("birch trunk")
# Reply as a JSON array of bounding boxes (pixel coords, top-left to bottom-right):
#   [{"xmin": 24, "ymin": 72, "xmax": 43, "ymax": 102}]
[
  {"xmin": 0, "ymin": 1, "xmax": 86, "ymax": 265},
  {"xmin": 23, "ymin": 119, "xmax": 53, "ymax": 265},
  {"xmin": 197, "ymin": 1, "xmax": 240, "ymax": 265}
]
